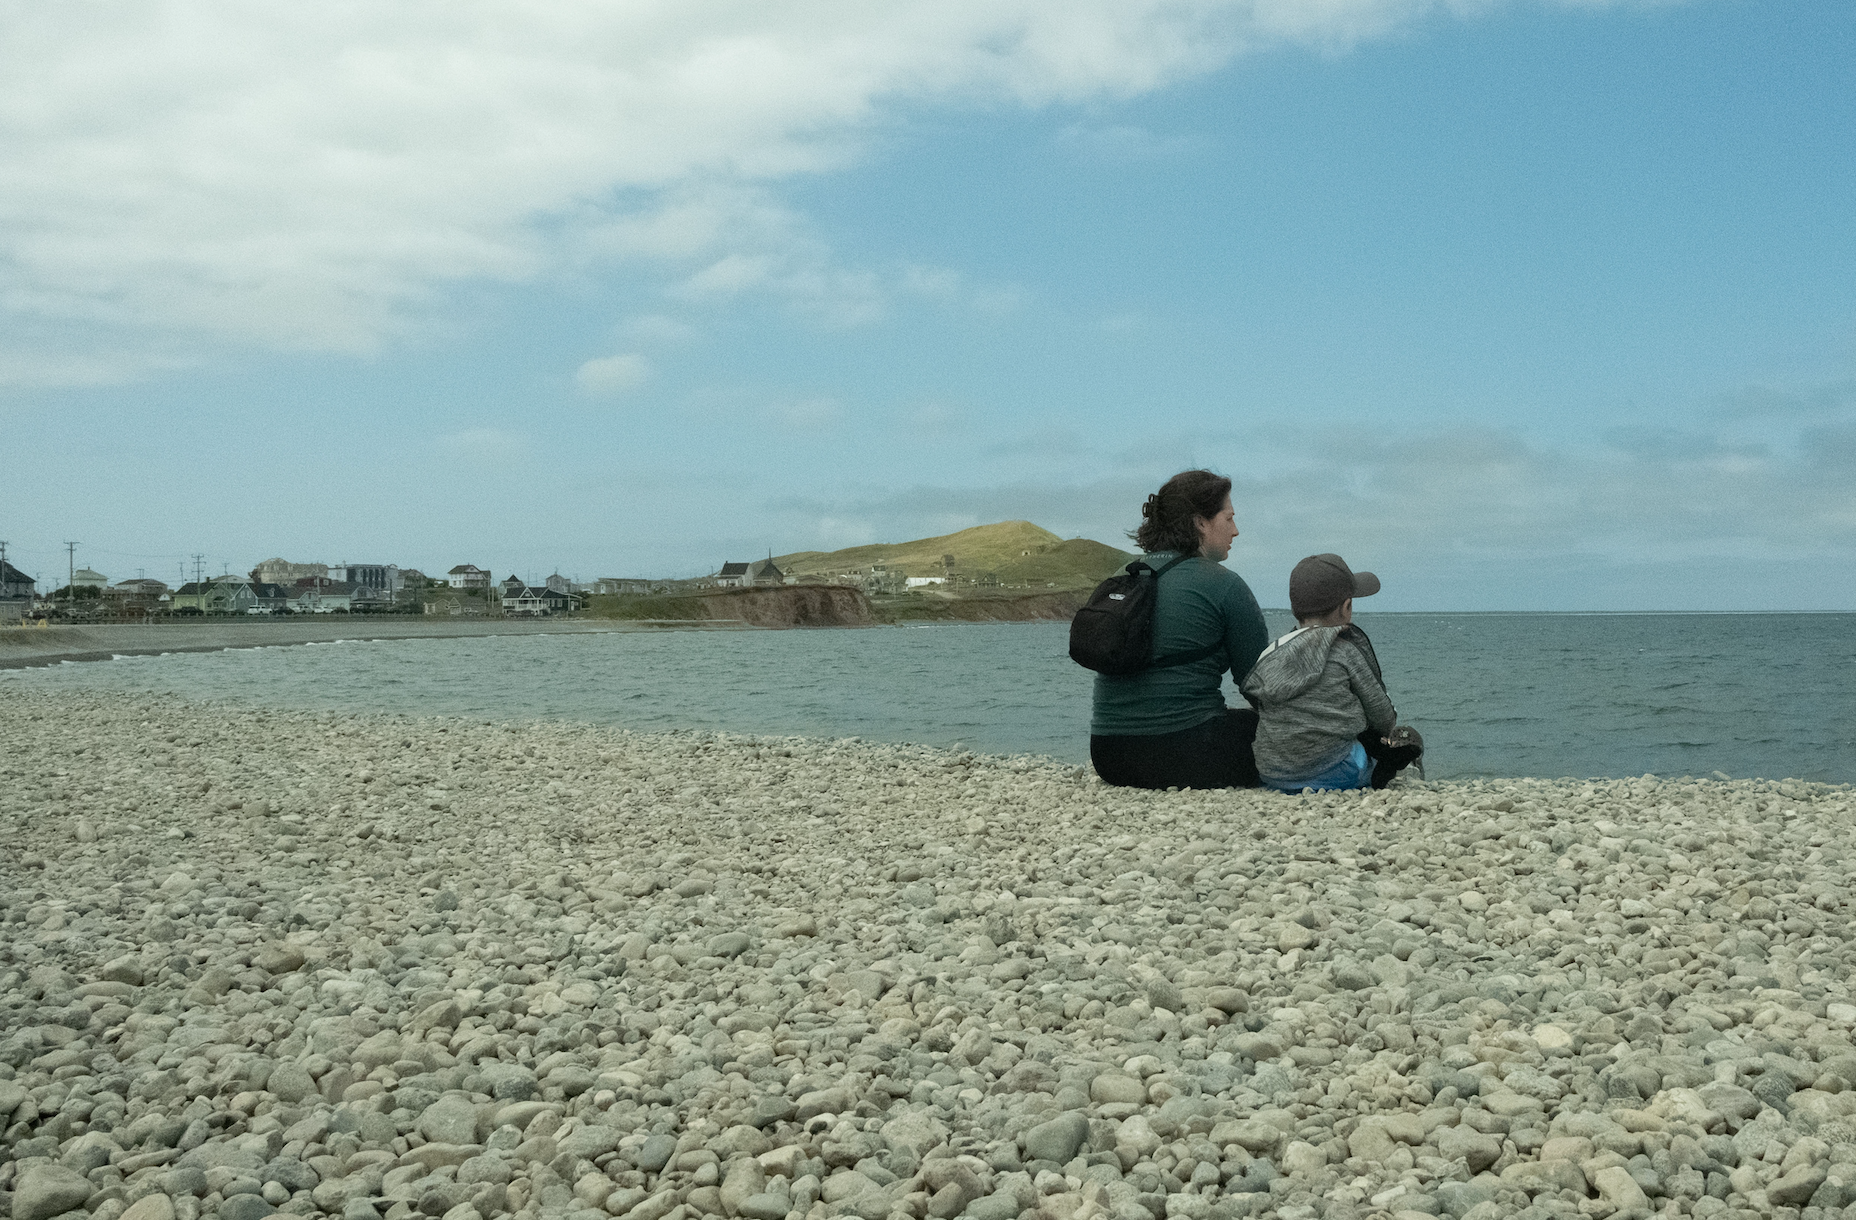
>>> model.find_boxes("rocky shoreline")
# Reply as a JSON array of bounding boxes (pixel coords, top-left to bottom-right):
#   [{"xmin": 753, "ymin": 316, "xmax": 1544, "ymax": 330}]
[{"xmin": 4, "ymin": 692, "xmax": 1856, "ymax": 1220}]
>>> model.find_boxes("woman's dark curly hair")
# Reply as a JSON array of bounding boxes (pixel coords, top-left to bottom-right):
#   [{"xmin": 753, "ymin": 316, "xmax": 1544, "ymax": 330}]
[{"xmin": 1131, "ymin": 469, "xmax": 1232, "ymax": 556}]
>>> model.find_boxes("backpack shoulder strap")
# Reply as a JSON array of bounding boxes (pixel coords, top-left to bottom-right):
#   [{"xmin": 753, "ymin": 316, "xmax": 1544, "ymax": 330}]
[{"xmin": 1143, "ymin": 552, "xmax": 1216, "ymax": 668}]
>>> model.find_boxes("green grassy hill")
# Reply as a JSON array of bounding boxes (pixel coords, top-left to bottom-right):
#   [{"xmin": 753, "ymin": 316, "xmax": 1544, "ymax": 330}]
[
  {"xmin": 775, "ymin": 520, "xmax": 1134, "ymax": 589},
  {"xmin": 990, "ymin": 537, "xmax": 1134, "ymax": 586}
]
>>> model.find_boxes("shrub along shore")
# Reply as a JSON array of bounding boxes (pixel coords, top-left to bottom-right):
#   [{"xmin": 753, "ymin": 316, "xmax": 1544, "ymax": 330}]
[{"xmin": 3, "ymin": 692, "xmax": 1855, "ymax": 1220}]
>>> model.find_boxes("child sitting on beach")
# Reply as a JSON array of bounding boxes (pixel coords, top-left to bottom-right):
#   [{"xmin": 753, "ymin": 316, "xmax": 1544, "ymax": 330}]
[{"xmin": 1239, "ymin": 553, "xmax": 1423, "ymax": 791}]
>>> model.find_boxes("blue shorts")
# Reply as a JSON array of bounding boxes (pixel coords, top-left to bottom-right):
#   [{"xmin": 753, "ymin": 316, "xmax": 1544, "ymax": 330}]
[{"xmin": 1262, "ymin": 742, "xmax": 1373, "ymax": 793}]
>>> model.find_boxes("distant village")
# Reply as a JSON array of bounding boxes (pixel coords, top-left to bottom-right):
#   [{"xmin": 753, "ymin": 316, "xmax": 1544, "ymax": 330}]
[{"xmin": 0, "ymin": 548, "xmax": 986, "ymax": 624}]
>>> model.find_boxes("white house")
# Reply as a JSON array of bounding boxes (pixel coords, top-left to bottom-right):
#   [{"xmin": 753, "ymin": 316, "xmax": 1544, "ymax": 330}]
[
  {"xmin": 594, "ymin": 577, "xmax": 659, "ymax": 595},
  {"xmin": 711, "ymin": 562, "xmax": 750, "ymax": 588},
  {"xmin": 714, "ymin": 559, "xmax": 785, "ymax": 588},
  {"xmin": 329, "ymin": 563, "xmax": 398, "ymax": 592},
  {"xmin": 253, "ymin": 558, "xmax": 328, "ymax": 586},
  {"xmin": 503, "ymin": 583, "xmax": 574, "ymax": 616}
]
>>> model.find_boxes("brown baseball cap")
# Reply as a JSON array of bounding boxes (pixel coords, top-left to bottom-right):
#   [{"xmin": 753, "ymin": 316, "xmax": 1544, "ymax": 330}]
[{"xmin": 1289, "ymin": 553, "xmax": 1380, "ymax": 618}]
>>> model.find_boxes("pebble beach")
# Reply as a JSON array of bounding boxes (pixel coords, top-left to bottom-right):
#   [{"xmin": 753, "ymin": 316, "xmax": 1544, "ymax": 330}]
[{"xmin": 5, "ymin": 692, "xmax": 1856, "ymax": 1220}]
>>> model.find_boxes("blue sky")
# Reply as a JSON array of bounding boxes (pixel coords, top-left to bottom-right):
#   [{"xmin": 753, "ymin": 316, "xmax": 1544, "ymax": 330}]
[{"xmin": 2, "ymin": 0, "xmax": 1852, "ymax": 609}]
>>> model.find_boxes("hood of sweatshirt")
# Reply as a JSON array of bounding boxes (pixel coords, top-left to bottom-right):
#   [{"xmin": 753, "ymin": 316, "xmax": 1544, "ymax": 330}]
[{"xmin": 1241, "ymin": 625, "xmax": 1348, "ymax": 705}]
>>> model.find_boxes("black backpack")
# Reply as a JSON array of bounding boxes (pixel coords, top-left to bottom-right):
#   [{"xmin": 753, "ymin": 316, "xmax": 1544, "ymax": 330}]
[{"xmin": 1069, "ymin": 554, "xmax": 1223, "ymax": 675}]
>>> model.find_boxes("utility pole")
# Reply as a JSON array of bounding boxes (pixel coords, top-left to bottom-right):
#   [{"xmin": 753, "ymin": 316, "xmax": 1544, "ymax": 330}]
[
  {"xmin": 192, "ymin": 553, "xmax": 205, "ymax": 613},
  {"xmin": 65, "ymin": 542, "xmax": 79, "ymax": 607}
]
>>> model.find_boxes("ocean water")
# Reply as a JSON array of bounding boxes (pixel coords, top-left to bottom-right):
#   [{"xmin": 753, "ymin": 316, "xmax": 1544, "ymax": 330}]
[{"xmin": 6, "ymin": 612, "xmax": 1853, "ymax": 782}]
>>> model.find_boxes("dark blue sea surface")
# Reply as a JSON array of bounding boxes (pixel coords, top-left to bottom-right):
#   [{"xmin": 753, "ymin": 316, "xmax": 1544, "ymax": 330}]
[{"xmin": 6, "ymin": 613, "xmax": 1853, "ymax": 782}]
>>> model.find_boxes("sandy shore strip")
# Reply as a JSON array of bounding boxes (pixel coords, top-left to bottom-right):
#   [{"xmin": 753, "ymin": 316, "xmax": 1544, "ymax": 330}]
[
  {"xmin": 4, "ymin": 693, "xmax": 1856, "ymax": 1220},
  {"xmin": 0, "ymin": 621, "xmax": 731, "ymax": 671}
]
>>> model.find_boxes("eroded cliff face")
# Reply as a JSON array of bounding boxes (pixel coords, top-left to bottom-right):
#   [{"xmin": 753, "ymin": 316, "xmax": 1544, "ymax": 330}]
[
  {"xmin": 885, "ymin": 591, "xmax": 1085, "ymax": 623},
  {"xmin": 595, "ymin": 586, "xmax": 1085, "ymax": 628},
  {"xmin": 698, "ymin": 585, "xmax": 876, "ymax": 627}
]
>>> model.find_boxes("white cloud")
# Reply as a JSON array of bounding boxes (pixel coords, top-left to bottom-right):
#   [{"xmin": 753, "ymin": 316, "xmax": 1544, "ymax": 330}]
[
  {"xmin": 0, "ymin": 0, "xmax": 1678, "ymax": 382},
  {"xmin": 680, "ymin": 254, "xmax": 780, "ymax": 299},
  {"xmin": 764, "ymin": 407, "xmax": 1856, "ymax": 609},
  {"xmin": 576, "ymin": 353, "xmax": 651, "ymax": 396},
  {"xmin": 618, "ymin": 314, "xmax": 699, "ymax": 345},
  {"xmin": 0, "ymin": 344, "xmax": 199, "ymax": 390},
  {"xmin": 652, "ymin": 194, "xmax": 893, "ymax": 327}
]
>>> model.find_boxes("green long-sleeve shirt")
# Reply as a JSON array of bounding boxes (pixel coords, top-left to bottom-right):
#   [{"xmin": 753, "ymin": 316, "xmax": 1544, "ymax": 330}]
[{"xmin": 1088, "ymin": 552, "xmax": 1270, "ymax": 737}]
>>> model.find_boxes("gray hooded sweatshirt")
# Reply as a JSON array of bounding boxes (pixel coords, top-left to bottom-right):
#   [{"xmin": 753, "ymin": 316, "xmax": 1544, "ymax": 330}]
[{"xmin": 1239, "ymin": 624, "xmax": 1396, "ymax": 781}]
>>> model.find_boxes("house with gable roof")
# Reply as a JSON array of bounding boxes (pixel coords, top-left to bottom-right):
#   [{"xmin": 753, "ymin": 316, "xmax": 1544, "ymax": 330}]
[
  {"xmin": 0, "ymin": 560, "xmax": 33, "ymax": 620},
  {"xmin": 711, "ymin": 558, "xmax": 786, "ymax": 588},
  {"xmin": 1, "ymin": 560, "xmax": 35, "ymax": 601},
  {"xmin": 502, "ymin": 581, "xmax": 575, "ymax": 616},
  {"xmin": 711, "ymin": 561, "xmax": 751, "ymax": 588},
  {"xmin": 171, "ymin": 578, "xmax": 258, "ymax": 615}
]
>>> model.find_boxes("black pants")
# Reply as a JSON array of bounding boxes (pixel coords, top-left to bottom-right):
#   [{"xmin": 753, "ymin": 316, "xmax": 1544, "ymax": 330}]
[
  {"xmin": 1358, "ymin": 730, "xmax": 1423, "ymax": 789},
  {"xmin": 1091, "ymin": 708, "xmax": 1261, "ymax": 790}
]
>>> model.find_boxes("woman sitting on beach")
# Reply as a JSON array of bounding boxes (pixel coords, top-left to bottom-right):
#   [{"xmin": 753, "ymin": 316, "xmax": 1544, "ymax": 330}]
[{"xmin": 1089, "ymin": 470, "xmax": 1270, "ymax": 789}]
